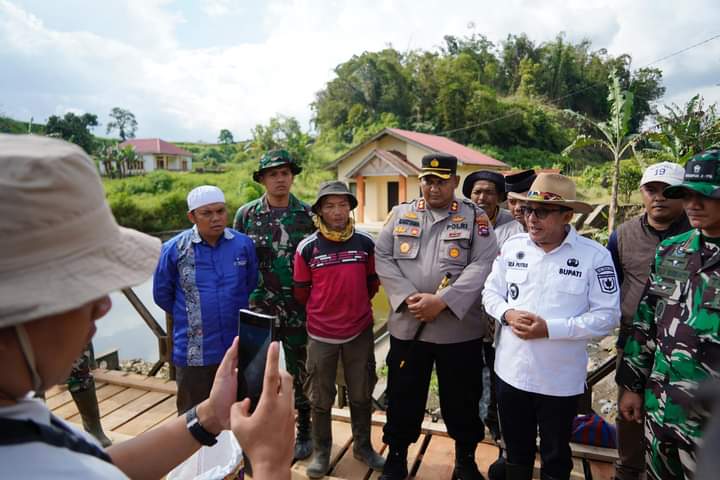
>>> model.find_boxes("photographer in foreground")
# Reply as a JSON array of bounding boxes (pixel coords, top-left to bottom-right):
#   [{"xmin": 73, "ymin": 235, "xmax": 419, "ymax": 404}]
[{"xmin": 0, "ymin": 134, "xmax": 293, "ymax": 480}]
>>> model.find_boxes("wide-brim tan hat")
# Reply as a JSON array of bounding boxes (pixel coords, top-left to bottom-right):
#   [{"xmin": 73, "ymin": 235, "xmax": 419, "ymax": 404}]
[
  {"xmin": 0, "ymin": 134, "xmax": 161, "ymax": 328},
  {"xmin": 507, "ymin": 172, "xmax": 593, "ymax": 214}
]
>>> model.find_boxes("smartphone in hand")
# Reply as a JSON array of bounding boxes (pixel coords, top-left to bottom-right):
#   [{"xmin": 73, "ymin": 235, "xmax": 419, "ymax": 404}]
[{"xmin": 236, "ymin": 309, "xmax": 278, "ymax": 409}]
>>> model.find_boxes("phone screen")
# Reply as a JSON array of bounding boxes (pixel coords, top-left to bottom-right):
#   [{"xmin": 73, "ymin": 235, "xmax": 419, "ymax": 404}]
[{"xmin": 236, "ymin": 309, "xmax": 277, "ymax": 408}]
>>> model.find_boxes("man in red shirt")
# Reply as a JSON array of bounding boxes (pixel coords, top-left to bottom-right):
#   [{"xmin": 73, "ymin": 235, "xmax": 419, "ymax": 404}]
[{"xmin": 293, "ymin": 181, "xmax": 385, "ymax": 478}]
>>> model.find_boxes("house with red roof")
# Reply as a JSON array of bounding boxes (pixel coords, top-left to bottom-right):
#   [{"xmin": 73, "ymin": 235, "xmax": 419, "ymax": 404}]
[
  {"xmin": 330, "ymin": 128, "xmax": 509, "ymax": 223},
  {"xmin": 119, "ymin": 138, "xmax": 193, "ymax": 173}
]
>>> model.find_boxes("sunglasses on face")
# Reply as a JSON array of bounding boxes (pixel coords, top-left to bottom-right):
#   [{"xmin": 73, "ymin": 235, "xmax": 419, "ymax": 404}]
[{"xmin": 519, "ymin": 205, "xmax": 570, "ymax": 219}]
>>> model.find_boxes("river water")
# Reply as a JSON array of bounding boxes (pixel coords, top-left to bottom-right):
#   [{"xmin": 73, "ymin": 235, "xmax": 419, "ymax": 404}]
[
  {"xmin": 93, "ymin": 278, "xmax": 163, "ymax": 362},
  {"xmin": 93, "ymin": 278, "xmax": 391, "ymax": 362}
]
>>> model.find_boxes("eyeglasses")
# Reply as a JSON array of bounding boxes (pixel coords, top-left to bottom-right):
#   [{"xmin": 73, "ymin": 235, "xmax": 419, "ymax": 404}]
[{"xmin": 519, "ymin": 206, "xmax": 570, "ymax": 219}]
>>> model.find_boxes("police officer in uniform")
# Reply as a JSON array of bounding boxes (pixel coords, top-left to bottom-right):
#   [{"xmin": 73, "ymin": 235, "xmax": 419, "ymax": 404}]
[{"xmin": 375, "ymin": 153, "xmax": 499, "ymax": 480}]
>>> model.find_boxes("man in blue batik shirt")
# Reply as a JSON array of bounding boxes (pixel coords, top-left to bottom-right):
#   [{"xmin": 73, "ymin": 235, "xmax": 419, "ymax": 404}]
[{"xmin": 154, "ymin": 185, "xmax": 258, "ymax": 414}]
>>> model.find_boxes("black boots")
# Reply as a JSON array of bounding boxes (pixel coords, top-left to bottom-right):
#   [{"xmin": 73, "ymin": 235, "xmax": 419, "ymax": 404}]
[
  {"xmin": 295, "ymin": 406, "xmax": 313, "ymax": 460},
  {"xmin": 71, "ymin": 382, "xmax": 111, "ymax": 447},
  {"xmin": 350, "ymin": 404, "xmax": 385, "ymax": 471},
  {"xmin": 453, "ymin": 442, "xmax": 485, "ymax": 480},
  {"xmin": 505, "ymin": 462, "xmax": 534, "ymax": 480},
  {"xmin": 487, "ymin": 448, "xmax": 506, "ymax": 480},
  {"xmin": 379, "ymin": 445, "xmax": 408, "ymax": 480},
  {"xmin": 306, "ymin": 442, "xmax": 331, "ymax": 479},
  {"xmin": 307, "ymin": 409, "xmax": 331, "ymax": 478}
]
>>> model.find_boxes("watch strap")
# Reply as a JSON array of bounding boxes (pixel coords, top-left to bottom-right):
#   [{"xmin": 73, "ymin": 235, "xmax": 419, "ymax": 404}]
[{"xmin": 186, "ymin": 405, "xmax": 218, "ymax": 446}]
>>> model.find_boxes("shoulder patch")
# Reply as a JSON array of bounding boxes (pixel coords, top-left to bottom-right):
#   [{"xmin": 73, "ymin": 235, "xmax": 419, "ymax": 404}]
[{"xmin": 595, "ymin": 266, "xmax": 618, "ymax": 294}]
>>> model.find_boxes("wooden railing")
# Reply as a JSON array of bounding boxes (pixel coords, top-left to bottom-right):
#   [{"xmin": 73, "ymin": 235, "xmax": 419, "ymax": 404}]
[{"xmin": 120, "ymin": 287, "xmax": 175, "ymax": 380}]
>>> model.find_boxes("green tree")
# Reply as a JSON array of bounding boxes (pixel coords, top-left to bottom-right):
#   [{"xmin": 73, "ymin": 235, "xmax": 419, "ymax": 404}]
[
  {"xmin": 250, "ymin": 115, "xmax": 313, "ymax": 164},
  {"xmin": 218, "ymin": 129, "xmax": 235, "ymax": 145},
  {"xmin": 644, "ymin": 95, "xmax": 720, "ymax": 163},
  {"xmin": 106, "ymin": 107, "xmax": 138, "ymax": 141},
  {"xmin": 564, "ymin": 72, "xmax": 641, "ymax": 232},
  {"xmin": 45, "ymin": 112, "xmax": 99, "ymax": 154}
]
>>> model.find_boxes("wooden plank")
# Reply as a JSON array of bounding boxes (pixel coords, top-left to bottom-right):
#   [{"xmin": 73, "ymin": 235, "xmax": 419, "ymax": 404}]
[
  {"xmin": 45, "ymin": 385, "xmax": 67, "ymax": 399},
  {"xmin": 52, "ymin": 385, "xmax": 125, "ymax": 422},
  {"xmin": 475, "ymin": 442, "xmax": 500, "ymax": 477},
  {"xmin": 331, "ymin": 424, "xmax": 386, "ymax": 479},
  {"xmin": 570, "ymin": 442, "xmax": 619, "ymax": 462},
  {"xmin": 101, "ymin": 391, "xmax": 171, "ymax": 430},
  {"xmin": 414, "ymin": 435, "xmax": 455, "ymax": 479},
  {"xmin": 114, "ymin": 396, "xmax": 178, "ymax": 436},
  {"xmin": 92, "ymin": 369, "xmax": 177, "ymax": 395},
  {"xmin": 368, "ymin": 434, "xmax": 424, "ymax": 480},
  {"xmin": 590, "ymin": 460, "xmax": 615, "ymax": 480},
  {"xmin": 293, "ymin": 420, "xmax": 354, "ymax": 478},
  {"xmin": 46, "ymin": 389, "xmax": 74, "ymax": 410}
]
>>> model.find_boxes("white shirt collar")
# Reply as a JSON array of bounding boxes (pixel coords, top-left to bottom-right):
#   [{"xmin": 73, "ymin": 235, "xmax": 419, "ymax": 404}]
[{"xmin": 523, "ymin": 224, "xmax": 577, "ymax": 253}]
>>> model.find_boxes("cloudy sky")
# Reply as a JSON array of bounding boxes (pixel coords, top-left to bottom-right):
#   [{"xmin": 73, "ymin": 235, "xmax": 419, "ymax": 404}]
[{"xmin": 1, "ymin": 0, "xmax": 719, "ymax": 142}]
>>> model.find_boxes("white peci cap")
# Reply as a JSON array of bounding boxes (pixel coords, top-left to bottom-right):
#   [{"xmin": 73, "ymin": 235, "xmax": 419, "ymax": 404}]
[
  {"xmin": 187, "ymin": 185, "xmax": 225, "ymax": 212},
  {"xmin": 640, "ymin": 162, "xmax": 685, "ymax": 187}
]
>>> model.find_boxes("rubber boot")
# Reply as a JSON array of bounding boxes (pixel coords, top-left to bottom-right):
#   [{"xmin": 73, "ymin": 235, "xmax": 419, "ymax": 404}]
[
  {"xmin": 350, "ymin": 405, "xmax": 385, "ymax": 471},
  {"xmin": 294, "ymin": 406, "xmax": 313, "ymax": 460},
  {"xmin": 505, "ymin": 462, "xmax": 533, "ymax": 480},
  {"xmin": 306, "ymin": 444, "xmax": 331, "ymax": 479},
  {"xmin": 71, "ymin": 382, "xmax": 111, "ymax": 447},
  {"xmin": 453, "ymin": 442, "xmax": 485, "ymax": 480},
  {"xmin": 306, "ymin": 409, "xmax": 332, "ymax": 479},
  {"xmin": 379, "ymin": 444, "xmax": 408, "ymax": 480}
]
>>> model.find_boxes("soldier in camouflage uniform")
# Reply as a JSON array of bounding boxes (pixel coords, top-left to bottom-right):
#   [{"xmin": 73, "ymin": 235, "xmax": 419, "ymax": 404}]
[
  {"xmin": 233, "ymin": 149, "xmax": 316, "ymax": 460},
  {"xmin": 617, "ymin": 149, "xmax": 720, "ymax": 480},
  {"xmin": 66, "ymin": 342, "xmax": 112, "ymax": 446}
]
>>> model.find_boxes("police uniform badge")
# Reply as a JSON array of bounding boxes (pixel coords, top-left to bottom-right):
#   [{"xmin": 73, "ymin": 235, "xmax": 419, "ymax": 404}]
[
  {"xmin": 404, "ymin": 212, "xmax": 418, "ymax": 220},
  {"xmin": 394, "ymin": 225, "xmax": 407, "ymax": 234},
  {"xmin": 417, "ymin": 199, "xmax": 426, "ymax": 211},
  {"xmin": 399, "ymin": 242, "xmax": 411, "ymax": 254},
  {"xmin": 451, "ymin": 215, "xmax": 464, "ymax": 223},
  {"xmin": 475, "ymin": 213, "xmax": 490, "ymax": 237},
  {"xmin": 450, "ymin": 201, "xmax": 459, "ymax": 212},
  {"xmin": 449, "ymin": 246, "xmax": 460, "ymax": 258},
  {"xmin": 595, "ymin": 266, "xmax": 618, "ymax": 294}
]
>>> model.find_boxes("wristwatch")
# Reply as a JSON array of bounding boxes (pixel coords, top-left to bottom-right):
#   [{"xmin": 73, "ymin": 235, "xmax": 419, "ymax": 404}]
[
  {"xmin": 186, "ymin": 405, "xmax": 218, "ymax": 446},
  {"xmin": 500, "ymin": 310, "xmax": 510, "ymax": 326}
]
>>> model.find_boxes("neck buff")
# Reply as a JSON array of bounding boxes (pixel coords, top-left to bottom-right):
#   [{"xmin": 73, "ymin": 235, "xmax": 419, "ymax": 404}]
[{"xmin": 313, "ymin": 215, "xmax": 354, "ymax": 242}]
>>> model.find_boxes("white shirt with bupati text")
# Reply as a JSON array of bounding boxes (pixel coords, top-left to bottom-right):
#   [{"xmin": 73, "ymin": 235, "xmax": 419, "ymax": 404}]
[{"xmin": 482, "ymin": 227, "xmax": 620, "ymax": 396}]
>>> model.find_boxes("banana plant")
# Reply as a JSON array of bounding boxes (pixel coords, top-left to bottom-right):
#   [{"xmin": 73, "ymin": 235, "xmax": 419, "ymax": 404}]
[{"xmin": 563, "ymin": 72, "xmax": 640, "ymax": 233}]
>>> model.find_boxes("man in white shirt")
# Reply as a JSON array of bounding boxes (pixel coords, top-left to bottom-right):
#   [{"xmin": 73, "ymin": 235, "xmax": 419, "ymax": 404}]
[{"xmin": 483, "ymin": 173, "xmax": 620, "ymax": 480}]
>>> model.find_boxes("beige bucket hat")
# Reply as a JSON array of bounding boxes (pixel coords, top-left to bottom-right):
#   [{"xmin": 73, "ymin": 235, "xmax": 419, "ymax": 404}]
[
  {"xmin": 507, "ymin": 173, "xmax": 593, "ymax": 214},
  {"xmin": 0, "ymin": 134, "xmax": 161, "ymax": 328}
]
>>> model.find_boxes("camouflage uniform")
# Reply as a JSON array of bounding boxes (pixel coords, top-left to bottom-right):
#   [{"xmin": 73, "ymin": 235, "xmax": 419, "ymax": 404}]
[
  {"xmin": 617, "ymin": 229, "xmax": 720, "ymax": 479},
  {"xmin": 66, "ymin": 343, "xmax": 96, "ymax": 393},
  {"xmin": 234, "ymin": 192, "xmax": 314, "ymax": 410}
]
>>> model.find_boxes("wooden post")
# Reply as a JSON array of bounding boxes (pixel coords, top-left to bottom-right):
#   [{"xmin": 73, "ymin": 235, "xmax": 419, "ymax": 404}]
[
  {"xmin": 399, "ymin": 175, "xmax": 407, "ymax": 203},
  {"xmin": 356, "ymin": 176, "xmax": 365, "ymax": 224}
]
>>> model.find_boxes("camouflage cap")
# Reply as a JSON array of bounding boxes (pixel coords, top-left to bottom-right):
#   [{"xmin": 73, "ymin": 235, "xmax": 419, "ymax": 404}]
[
  {"xmin": 664, "ymin": 149, "xmax": 720, "ymax": 199},
  {"xmin": 252, "ymin": 149, "xmax": 302, "ymax": 182}
]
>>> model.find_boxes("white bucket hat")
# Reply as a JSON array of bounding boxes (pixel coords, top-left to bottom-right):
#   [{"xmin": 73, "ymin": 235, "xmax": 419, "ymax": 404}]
[{"xmin": 0, "ymin": 134, "xmax": 161, "ymax": 328}]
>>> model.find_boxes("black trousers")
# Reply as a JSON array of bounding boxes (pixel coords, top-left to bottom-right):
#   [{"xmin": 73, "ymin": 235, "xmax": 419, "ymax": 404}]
[
  {"xmin": 383, "ymin": 336, "xmax": 485, "ymax": 448},
  {"xmin": 175, "ymin": 364, "xmax": 219, "ymax": 415},
  {"xmin": 496, "ymin": 376, "xmax": 579, "ymax": 480}
]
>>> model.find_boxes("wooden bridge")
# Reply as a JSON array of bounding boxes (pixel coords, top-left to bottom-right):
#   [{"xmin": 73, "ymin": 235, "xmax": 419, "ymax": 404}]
[{"xmin": 46, "ymin": 368, "xmax": 616, "ymax": 480}]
